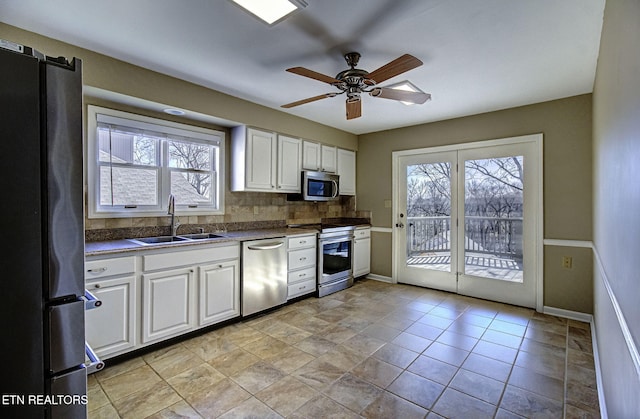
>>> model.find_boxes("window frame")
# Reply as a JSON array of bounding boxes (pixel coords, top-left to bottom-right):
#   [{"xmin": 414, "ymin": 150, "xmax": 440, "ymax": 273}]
[{"xmin": 87, "ymin": 105, "xmax": 225, "ymax": 219}]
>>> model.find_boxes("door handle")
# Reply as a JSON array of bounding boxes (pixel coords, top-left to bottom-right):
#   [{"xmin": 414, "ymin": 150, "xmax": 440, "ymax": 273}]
[{"xmin": 396, "ymin": 223, "xmax": 404, "ymax": 228}]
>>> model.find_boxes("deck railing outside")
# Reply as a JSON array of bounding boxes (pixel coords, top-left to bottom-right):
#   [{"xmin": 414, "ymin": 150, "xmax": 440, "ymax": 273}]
[{"xmin": 407, "ymin": 216, "xmax": 523, "ymax": 259}]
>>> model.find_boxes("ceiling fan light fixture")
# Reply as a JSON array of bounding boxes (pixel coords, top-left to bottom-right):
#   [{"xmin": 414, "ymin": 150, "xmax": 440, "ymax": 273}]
[
  {"xmin": 230, "ymin": 0, "xmax": 307, "ymax": 25},
  {"xmin": 384, "ymin": 80, "xmax": 426, "ymax": 105}
]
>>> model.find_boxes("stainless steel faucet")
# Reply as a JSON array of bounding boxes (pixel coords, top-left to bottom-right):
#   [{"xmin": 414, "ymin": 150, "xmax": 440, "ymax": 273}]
[{"xmin": 168, "ymin": 194, "xmax": 180, "ymax": 236}]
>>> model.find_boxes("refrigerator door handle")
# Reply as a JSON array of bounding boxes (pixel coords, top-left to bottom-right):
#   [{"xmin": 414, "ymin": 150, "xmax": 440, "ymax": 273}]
[
  {"xmin": 84, "ymin": 342, "xmax": 104, "ymax": 374},
  {"xmin": 82, "ymin": 289, "xmax": 102, "ymax": 310}
]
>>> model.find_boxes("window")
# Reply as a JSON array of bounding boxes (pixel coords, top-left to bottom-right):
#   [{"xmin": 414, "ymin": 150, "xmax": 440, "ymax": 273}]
[{"xmin": 87, "ymin": 105, "xmax": 225, "ymax": 218}]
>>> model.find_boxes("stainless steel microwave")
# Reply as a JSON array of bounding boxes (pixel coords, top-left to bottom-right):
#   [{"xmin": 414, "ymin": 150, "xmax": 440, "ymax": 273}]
[{"xmin": 300, "ymin": 171, "xmax": 340, "ymax": 201}]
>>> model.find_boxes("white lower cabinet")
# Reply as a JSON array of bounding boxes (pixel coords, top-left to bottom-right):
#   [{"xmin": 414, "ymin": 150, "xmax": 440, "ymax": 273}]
[
  {"xmin": 86, "ymin": 242, "xmax": 240, "ymax": 358},
  {"xmin": 353, "ymin": 227, "xmax": 371, "ymax": 278},
  {"xmin": 85, "ymin": 256, "xmax": 136, "ymax": 359},
  {"xmin": 287, "ymin": 234, "xmax": 317, "ymax": 299},
  {"xmin": 85, "ymin": 275, "xmax": 136, "ymax": 358},
  {"xmin": 198, "ymin": 260, "xmax": 240, "ymax": 326},
  {"xmin": 142, "ymin": 267, "xmax": 194, "ymax": 343}
]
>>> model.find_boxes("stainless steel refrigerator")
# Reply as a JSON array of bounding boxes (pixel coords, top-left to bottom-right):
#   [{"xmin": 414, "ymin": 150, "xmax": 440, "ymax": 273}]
[{"xmin": 0, "ymin": 40, "xmax": 87, "ymax": 418}]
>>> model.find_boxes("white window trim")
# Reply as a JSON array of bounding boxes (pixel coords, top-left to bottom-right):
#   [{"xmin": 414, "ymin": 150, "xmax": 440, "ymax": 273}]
[{"xmin": 87, "ymin": 105, "xmax": 225, "ymax": 219}]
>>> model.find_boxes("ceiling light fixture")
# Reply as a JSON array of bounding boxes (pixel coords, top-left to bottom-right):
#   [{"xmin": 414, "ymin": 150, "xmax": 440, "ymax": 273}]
[
  {"xmin": 230, "ymin": 0, "xmax": 307, "ymax": 25},
  {"xmin": 384, "ymin": 80, "xmax": 430, "ymax": 105}
]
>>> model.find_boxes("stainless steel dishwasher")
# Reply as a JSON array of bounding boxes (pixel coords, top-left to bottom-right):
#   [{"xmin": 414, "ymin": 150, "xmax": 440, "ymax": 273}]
[{"xmin": 241, "ymin": 238, "xmax": 287, "ymax": 316}]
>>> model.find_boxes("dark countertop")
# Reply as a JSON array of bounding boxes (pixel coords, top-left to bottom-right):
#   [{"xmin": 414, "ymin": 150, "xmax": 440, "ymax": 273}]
[{"xmin": 85, "ymin": 227, "xmax": 318, "ymax": 257}]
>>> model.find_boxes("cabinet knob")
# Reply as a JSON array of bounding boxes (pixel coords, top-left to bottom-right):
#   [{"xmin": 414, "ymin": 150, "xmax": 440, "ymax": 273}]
[
  {"xmin": 94, "ymin": 284, "xmax": 101, "ymax": 289},
  {"xmin": 218, "ymin": 264, "xmax": 223, "ymax": 269},
  {"xmin": 190, "ymin": 269, "xmax": 194, "ymax": 273},
  {"xmin": 299, "ymin": 273, "xmax": 306, "ymax": 278}
]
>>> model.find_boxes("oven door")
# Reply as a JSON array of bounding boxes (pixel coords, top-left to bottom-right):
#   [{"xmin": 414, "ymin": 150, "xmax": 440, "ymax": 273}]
[{"xmin": 318, "ymin": 236, "xmax": 353, "ymax": 284}]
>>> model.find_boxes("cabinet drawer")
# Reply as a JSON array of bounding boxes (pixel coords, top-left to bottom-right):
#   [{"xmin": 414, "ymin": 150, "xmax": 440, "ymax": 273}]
[
  {"xmin": 354, "ymin": 228, "xmax": 371, "ymax": 239},
  {"xmin": 85, "ymin": 256, "xmax": 136, "ymax": 280},
  {"xmin": 288, "ymin": 278, "xmax": 316, "ymax": 299},
  {"xmin": 288, "ymin": 266, "xmax": 316, "ymax": 284},
  {"xmin": 288, "ymin": 247, "xmax": 316, "ymax": 271},
  {"xmin": 287, "ymin": 235, "xmax": 316, "ymax": 250},
  {"xmin": 143, "ymin": 244, "xmax": 239, "ymax": 271}
]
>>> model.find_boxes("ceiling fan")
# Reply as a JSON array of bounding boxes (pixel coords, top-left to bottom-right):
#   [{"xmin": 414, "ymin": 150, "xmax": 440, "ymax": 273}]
[{"xmin": 281, "ymin": 52, "xmax": 431, "ymax": 120}]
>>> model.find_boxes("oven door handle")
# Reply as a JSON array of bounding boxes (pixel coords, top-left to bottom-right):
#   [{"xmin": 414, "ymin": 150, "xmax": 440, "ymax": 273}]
[
  {"xmin": 247, "ymin": 242, "xmax": 285, "ymax": 251},
  {"xmin": 319, "ymin": 237, "xmax": 353, "ymax": 246}
]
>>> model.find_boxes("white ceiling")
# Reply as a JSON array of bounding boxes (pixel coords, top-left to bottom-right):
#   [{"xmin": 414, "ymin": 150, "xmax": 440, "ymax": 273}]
[{"xmin": 0, "ymin": 0, "xmax": 605, "ymax": 135}]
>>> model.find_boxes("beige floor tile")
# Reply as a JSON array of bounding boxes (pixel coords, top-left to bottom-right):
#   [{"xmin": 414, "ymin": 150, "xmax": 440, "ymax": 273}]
[
  {"xmin": 450, "ymin": 368, "xmax": 505, "ymax": 405},
  {"xmin": 218, "ymin": 396, "xmax": 282, "ymax": 419},
  {"xmin": 95, "ymin": 356, "xmax": 146, "ymax": 382},
  {"xmin": 351, "ymin": 356, "xmax": 402, "ymax": 388},
  {"xmin": 472, "ymin": 340, "xmax": 517, "ymax": 364},
  {"xmin": 99, "ymin": 364, "xmax": 162, "ymax": 402},
  {"xmin": 316, "ymin": 323, "xmax": 359, "ymax": 343},
  {"xmin": 255, "ymin": 376, "xmax": 318, "ymax": 417},
  {"xmin": 407, "ymin": 354, "xmax": 458, "ymax": 386},
  {"xmin": 372, "ymin": 343, "xmax": 419, "ymax": 369},
  {"xmin": 291, "ymin": 358, "xmax": 346, "ymax": 391},
  {"xmin": 342, "ymin": 333, "xmax": 386, "ymax": 355},
  {"xmin": 499, "ymin": 385, "xmax": 564, "ymax": 418},
  {"xmin": 288, "ymin": 394, "xmax": 361, "ymax": 419},
  {"xmin": 229, "ymin": 361, "xmax": 287, "ymax": 394},
  {"xmin": 324, "ymin": 373, "xmax": 382, "ymax": 413},
  {"xmin": 360, "ymin": 391, "xmax": 428, "ymax": 419},
  {"xmin": 259, "ymin": 320, "xmax": 312, "ymax": 345},
  {"xmin": 243, "ymin": 335, "xmax": 289, "ymax": 359},
  {"xmin": 147, "ymin": 345, "xmax": 204, "ymax": 380},
  {"xmin": 87, "ymin": 379, "xmax": 110, "ymax": 412},
  {"xmin": 88, "ymin": 403, "xmax": 119, "ymax": 419},
  {"xmin": 145, "ymin": 400, "xmax": 202, "ymax": 418},
  {"xmin": 183, "ymin": 335, "xmax": 238, "ymax": 361},
  {"xmin": 461, "ymin": 353, "xmax": 512, "ymax": 382},
  {"xmin": 263, "ymin": 345, "xmax": 315, "ymax": 374},
  {"xmin": 186, "ymin": 378, "xmax": 251, "ymax": 418},
  {"xmin": 432, "ymin": 387, "xmax": 497, "ymax": 419},
  {"xmin": 317, "ymin": 345, "xmax": 368, "ymax": 371},
  {"xmin": 112, "ymin": 381, "xmax": 182, "ymax": 419},
  {"xmin": 166, "ymin": 362, "xmax": 226, "ymax": 398},
  {"xmin": 514, "ymin": 350, "xmax": 566, "ymax": 381},
  {"xmin": 436, "ymin": 330, "xmax": 478, "ymax": 351},
  {"xmin": 391, "ymin": 331, "xmax": 433, "ymax": 353},
  {"xmin": 387, "ymin": 371, "xmax": 444, "ymax": 410},
  {"xmin": 294, "ymin": 334, "xmax": 337, "ymax": 356},
  {"xmin": 508, "ymin": 365, "xmax": 564, "ymax": 402},
  {"xmin": 208, "ymin": 348, "xmax": 260, "ymax": 376}
]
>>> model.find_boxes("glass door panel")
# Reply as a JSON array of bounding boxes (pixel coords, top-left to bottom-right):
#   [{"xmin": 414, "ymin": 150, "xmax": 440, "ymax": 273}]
[
  {"xmin": 463, "ymin": 156, "xmax": 524, "ymax": 282},
  {"xmin": 396, "ymin": 151, "xmax": 458, "ymax": 292}
]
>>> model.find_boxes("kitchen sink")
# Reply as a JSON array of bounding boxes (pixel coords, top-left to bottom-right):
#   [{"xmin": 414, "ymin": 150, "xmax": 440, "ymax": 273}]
[
  {"xmin": 178, "ymin": 233, "xmax": 225, "ymax": 240},
  {"xmin": 128, "ymin": 235, "xmax": 190, "ymax": 245}
]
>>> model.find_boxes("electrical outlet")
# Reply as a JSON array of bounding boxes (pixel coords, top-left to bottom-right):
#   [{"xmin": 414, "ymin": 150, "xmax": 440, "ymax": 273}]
[{"xmin": 562, "ymin": 256, "xmax": 573, "ymax": 269}]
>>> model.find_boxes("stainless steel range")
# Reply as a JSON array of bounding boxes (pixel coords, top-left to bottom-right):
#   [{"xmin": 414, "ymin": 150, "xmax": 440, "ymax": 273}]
[{"xmin": 317, "ymin": 225, "xmax": 355, "ymax": 297}]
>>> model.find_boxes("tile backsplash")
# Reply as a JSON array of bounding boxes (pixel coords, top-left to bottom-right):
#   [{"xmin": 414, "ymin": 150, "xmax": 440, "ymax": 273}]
[{"xmin": 86, "ymin": 192, "xmax": 369, "ymax": 242}]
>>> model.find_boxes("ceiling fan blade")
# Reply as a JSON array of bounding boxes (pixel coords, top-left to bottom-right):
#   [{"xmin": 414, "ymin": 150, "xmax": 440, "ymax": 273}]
[
  {"xmin": 281, "ymin": 93, "xmax": 337, "ymax": 108},
  {"xmin": 286, "ymin": 67, "xmax": 342, "ymax": 85},
  {"xmin": 346, "ymin": 98, "xmax": 362, "ymax": 120},
  {"xmin": 370, "ymin": 87, "xmax": 431, "ymax": 104},
  {"xmin": 366, "ymin": 54, "xmax": 423, "ymax": 84}
]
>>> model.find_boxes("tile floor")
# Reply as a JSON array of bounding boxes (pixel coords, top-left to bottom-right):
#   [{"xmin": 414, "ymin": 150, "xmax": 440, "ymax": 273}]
[{"xmin": 88, "ymin": 279, "xmax": 601, "ymax": 418}]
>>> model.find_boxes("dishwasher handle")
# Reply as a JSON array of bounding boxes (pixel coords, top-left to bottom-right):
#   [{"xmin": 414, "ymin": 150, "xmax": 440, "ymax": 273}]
[{"xmin": 247, "ymin": 241, "xmax": 285, "ymax": 251}]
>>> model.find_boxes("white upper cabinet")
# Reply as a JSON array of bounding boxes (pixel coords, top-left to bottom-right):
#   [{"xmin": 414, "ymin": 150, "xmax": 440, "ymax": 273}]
[
  {"xmin": 337, "ymin": 148, "xmax": 356, "ymax": 195},
  {"xmin": 302, "ymin": 140, "xmax": 321, "ymax": 171},
  {"xmin": 277, "ymin": 135, "xmax": 302, "ymax": 192},
  {"xmin": 232, "ymin": 127, "xmax": 302, "ymax": 193},
  {"xmin": 232, "ymin": 127, "xmax": 277, "ymax": 191},
  {"xmin": 320, "ymin": 144, "xmax": 337, "ymax": 173}
]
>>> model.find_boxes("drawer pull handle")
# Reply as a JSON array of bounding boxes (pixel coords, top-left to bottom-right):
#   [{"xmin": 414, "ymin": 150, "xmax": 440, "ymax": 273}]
[
  {"xmin": 299, "ymin": 257, "xmax": 306, "ymax": 261},
  {"xmin": 299, "ymin": 285, "xmax": 306, "ymax": 290},
  {"xmin": 88, "ymin": 267, "xmax": 107, "ymax": 274},
  {"xmin": 299, "ymin": 273, "xmax": 306, "ymax": 277},
  {"xmin": 300, "ymin": 240, "xmax": 306, "ymax": 244}
]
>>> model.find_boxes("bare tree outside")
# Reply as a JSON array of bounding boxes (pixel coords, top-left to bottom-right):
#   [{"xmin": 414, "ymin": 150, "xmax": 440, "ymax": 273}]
[{"xmin": 406, "ymin": 155, "xmax": 524, "ymax": 280}]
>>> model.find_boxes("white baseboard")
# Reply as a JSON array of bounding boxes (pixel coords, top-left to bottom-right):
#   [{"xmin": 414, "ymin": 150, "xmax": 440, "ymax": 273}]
[
  {"xmin": 366, "ymin": 274, "xmax": 394, "ymax": 283},
  {"xmin": 590, "ymin": 317, "xmax": 608, "ymax": 419},
  {"xmin": 542, "ymin": 306, "xmax": 593, "ymax": 323}
]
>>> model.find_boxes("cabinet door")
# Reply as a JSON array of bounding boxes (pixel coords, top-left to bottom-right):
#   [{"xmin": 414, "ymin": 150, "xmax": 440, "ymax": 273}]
[
  {"xmin": 198, "ymin": 260, "xmax": 240, "ymax": 326},
  {"xmin": 321, "ymin": 145, "xmax": 337, "ymax": 173},
  {"xmin": 302, "ymin": 141, "xmax": 321, "ymax": 171},
  {"xmin": 277, "ymin": 135, "xmax": 302, "ymax": 192},
  {"xmin": 85, "ymin": 276, "xmax": 136, "ymax": 358},
  {"xmin": 142, "ymin": 267, "xmax": 194, "ymax": 343},
  {"xmin": 246, "ymin": 128, "xmax": 277, "ymax": 190},
  {"xmin": 337, "ymin": 148, "xmax": 356, "ymax": 195},
  {"xmin": 354, "ymin": 236, "xmax": 371, "ymax": 278}
]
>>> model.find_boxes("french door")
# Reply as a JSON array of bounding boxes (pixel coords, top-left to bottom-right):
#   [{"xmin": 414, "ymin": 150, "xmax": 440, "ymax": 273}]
[{"xmin": 394, "ymin": 135, "xmax": 541, "ymax": 308}]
